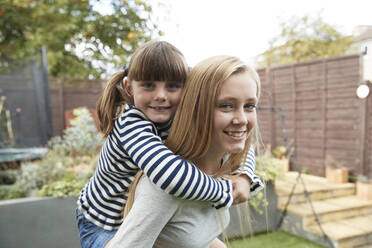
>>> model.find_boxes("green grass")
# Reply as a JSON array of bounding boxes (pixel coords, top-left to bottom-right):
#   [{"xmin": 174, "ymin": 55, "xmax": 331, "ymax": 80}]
[{"xmin": 228, "ymin": 231, "xmax": 325, "ymax": 248}]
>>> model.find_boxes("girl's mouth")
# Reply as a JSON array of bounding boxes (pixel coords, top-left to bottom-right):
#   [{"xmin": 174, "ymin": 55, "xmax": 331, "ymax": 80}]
[
  {"xmin": 149, "ymin": 106, "xmax": 171, "ymax": 110},
  {"xmin": 224, "ymin": 131, "xmax": 246, "ymax": 138}
]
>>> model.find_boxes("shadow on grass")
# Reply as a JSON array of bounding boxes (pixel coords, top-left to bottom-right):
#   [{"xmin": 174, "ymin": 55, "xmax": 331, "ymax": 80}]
[{"xmin": 229, "ymin": 231, "xmax": 325, "ymax": 248}]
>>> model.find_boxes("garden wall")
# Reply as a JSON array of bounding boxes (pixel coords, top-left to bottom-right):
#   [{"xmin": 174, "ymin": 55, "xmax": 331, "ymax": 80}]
[
  {"xmin": 0, "ymin": 183, "xmax": 277, "ymax": 247},
  {"xmin": 257, "ymin": 54, "xmax": 371, "ymax": 178},
  {"xmin": 0, "ymin": 196, "xmax": 80, "ymax": 248}
]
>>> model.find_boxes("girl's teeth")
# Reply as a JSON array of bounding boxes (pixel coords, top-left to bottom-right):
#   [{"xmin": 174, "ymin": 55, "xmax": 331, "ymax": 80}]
[{"xmin": 227, "ymin": 131, "xmax": 244, "ymax": 137}]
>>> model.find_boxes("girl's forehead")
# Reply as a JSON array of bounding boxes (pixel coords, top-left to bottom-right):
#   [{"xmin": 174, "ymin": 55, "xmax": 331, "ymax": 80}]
[{"xmin": 217, "ymin": 72, "xmax": 257, "ymax": 99}]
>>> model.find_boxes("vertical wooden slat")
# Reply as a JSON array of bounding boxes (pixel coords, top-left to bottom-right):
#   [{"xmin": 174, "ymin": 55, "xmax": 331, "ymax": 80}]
[
  {"xmin": 58, "ymin": 79, "xmax": 65, "ymax": 132},
  {"xmin": 365, "ymin": 89, "xmax": 371, "ymax": 177},
  {"xmin": 321, "ymin": 59, "xmax": 328, "ymax": 174},
  {"xmin": 359, "ymin": 55, "xmax": 368, "ymax": 175},
  {"xmin": 268, "ymin": 68, "xmax": 276, "ymax": 149},
  {"xmin": 291, "ymin": 64, "xmax": 297, "ymax": 161}
]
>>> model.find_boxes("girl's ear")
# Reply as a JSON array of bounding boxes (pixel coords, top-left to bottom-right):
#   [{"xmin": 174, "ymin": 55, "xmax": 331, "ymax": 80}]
[{"xmin": 123, "ymin": 77, "xmax": 132, "ymax": 96}]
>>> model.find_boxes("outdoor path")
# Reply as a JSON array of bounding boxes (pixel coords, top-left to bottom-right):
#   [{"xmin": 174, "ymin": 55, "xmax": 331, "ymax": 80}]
[{"xmin": 275, "ymin": 172, "xmax": 372, "ymax": 248}]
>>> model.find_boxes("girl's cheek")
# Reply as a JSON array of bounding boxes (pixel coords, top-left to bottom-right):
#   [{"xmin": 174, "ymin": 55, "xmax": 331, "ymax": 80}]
[{"xmin": 247, "ymin": 113, "xmax": 257, "ymax": 126}]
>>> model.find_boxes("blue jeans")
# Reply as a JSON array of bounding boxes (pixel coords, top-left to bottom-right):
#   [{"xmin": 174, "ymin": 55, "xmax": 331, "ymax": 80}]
[{"xmin": 76, "ymin": 209, "xmax": 117, "ymax": 248}]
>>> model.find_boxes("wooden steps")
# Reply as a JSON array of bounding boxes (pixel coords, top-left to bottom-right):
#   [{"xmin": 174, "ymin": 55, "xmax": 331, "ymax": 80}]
[{"xmin": 276, "ymin": 172, "xmax": 372, "ymax": 248}]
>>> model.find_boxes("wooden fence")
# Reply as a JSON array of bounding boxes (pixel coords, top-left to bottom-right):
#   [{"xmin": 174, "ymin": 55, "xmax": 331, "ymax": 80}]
[
  {"xmin": 257, "ymin": 54, "xmax": 371, "ymax": 178},
  {"xmin": 50, "ymin": 78, "xmax": 104, "ymax": 137},
  {"xmin": 49, "ymin": 54, "xmax": 371, "ymax": 178}
]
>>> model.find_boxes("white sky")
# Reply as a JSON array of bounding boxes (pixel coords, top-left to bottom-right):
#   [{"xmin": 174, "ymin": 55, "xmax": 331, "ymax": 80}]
[{"xmin": 152, "ymin": 0, "xmax": 372, "ymax": 66}]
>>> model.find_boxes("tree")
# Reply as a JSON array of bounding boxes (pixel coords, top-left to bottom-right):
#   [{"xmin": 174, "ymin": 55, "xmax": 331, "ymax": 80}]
[
  {"xmin": 257, "ymin": 14, "xmax": 353, "ymax": 67},
  {"xmin": 0, "ymin": 0, "xmax": 161, "ymax": 78}
]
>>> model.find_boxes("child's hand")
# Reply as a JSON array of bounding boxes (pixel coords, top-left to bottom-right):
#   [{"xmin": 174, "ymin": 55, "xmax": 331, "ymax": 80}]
[{"xmin": 230, "ymin": 174, "xmax": 251, "ymax": 205}]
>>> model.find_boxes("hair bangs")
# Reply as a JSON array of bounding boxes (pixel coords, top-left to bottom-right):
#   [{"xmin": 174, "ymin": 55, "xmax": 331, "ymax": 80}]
[{"xmin": 128, "ymin": 41, "xmax": 188, "ymax": 83}]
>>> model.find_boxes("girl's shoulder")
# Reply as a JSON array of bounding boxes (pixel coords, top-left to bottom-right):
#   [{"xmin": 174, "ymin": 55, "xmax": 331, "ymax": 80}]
[{"xmin": 114, "ymin": 104, "xmax": 157, "ymax": 134}]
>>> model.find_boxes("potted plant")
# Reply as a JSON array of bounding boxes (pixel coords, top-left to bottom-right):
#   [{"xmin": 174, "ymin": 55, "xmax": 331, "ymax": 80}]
[
  {"xmin": 325, "ymin": 155, "xmax": 348, "ymax": 184},
  {"xmin": 272, "ymin": 145, "xmax": 292, "ymax": 172},
  {"xmin": 356, "ymin": 175, "xmax": 372, "ymax": 201}
]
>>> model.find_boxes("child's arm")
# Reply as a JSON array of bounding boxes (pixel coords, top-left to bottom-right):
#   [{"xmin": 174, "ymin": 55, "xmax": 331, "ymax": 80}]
[
  {"xmin": 231, "ymin": 146, "xmax": 264, "ymax": 196},
  {"xmin": 116, "ymin": 105, "xmax": 232, "ymax": 209}
]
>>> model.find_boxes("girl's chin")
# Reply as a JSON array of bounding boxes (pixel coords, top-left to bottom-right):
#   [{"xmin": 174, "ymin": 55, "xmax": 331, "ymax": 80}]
[{"xmin": 226, "ymin": 146, "xmax": 245, "ymax": 154}]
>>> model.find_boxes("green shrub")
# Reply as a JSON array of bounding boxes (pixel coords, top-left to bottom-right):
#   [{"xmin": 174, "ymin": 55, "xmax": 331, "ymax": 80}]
[
  {"xmin": 255, "ymin": 155, "xmax": 284, "ymax": 182},
  {"xmin": 249, "ymin": 150, "xmax": 284, "ymax": 213},
  {"xmin": 38, "ymin": 172, "xmax": 92, "ymax": 198},
  {"xmin": 49, "ymin": 107, "xmax": 103, "ymax": 157},
  {"xmin": 12, "ymin": 108, "xmax": 101, "ymax": 198},
  {"xmin": 0, "ymin": 185, "xmax": 27, "ymax": 200}
]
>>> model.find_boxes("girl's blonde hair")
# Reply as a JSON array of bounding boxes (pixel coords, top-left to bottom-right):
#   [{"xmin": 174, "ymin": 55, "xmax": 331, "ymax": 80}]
[
  {"xmin": 97, "ymin": 40, "xmax": 188, "ymax": 137},
  {"xmin": 124, "ymin": 55, "xmax": 262, "ymax": 218},
  {"xmin": 166, "ymin": 55, "xmax": 261, "ymax": 174}
]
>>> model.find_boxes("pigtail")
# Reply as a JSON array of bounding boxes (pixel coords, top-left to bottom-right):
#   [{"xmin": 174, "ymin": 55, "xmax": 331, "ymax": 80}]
[{"xmin": 97, "ymin": 70, "xmax": 130, "ymax": 137}]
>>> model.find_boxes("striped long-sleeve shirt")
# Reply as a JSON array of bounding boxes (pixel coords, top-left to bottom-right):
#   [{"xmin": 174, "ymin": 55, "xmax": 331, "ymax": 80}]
[{"xmin": 78, "ymin": 104, "xmax": 263, "ymax": 230}]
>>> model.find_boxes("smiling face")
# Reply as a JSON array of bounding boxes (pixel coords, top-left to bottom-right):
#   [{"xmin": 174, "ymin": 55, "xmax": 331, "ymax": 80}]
[
  {"xmin": 208, "ymin": 71, "xmax": 258, "ymax": 158},
  {"xmin": 125, "ymin": 79, "xmax": 184, "ymax": 124}
]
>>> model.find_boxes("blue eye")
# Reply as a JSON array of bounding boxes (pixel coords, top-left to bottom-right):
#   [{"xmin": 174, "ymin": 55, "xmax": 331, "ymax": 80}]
[
  {"xmin": 167, "ymin": 82, "xmax": 183, "ymax": 90},
  {"xmin": 245, "ymin": 104, "xmax": 256, "ymax": 111},
  {"xmin": 142, "ymin": 82, "xmax": 154, "ymax": 89},
  {"xmin": 218, "ymin": 103, "xmax": 233, "ymax": 110}
]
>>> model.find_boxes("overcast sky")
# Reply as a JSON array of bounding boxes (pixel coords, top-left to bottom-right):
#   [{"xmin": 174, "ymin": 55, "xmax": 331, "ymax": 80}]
[{"xmin": 152, "ymin": 0, "xmax": 372, "ymax": 66}]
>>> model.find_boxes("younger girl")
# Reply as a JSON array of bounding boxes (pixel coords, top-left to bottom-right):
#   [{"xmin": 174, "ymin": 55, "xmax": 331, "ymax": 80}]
[{"xmin": 76, "ymin": 41, "xmax": 263, "ymax": 247}]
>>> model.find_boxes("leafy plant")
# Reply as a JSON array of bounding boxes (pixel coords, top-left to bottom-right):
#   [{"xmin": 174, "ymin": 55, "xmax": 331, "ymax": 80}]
[
  {"xmin": 15, "ymin": 161, "xmax": 66, "ymax": 196},
  {"xmin": 38, "ymin": 171, "xmax": 92, "ymax": 198},
  {"xmin": 255, "ymin": 154, "xmax": 285, "ymax": 182},
  {"xmin": 249, "ymin": 150, "xmax": 284, "ymax": 213},
  {"xmin": 249, "ymin": 191, "xmax": 268, "ymax": 215},
  {"xmin": 0, "ymin": 185, "xmax": 27, "ymax": 200},
  {"xmin": 49, "ymin": 107, "xmax": 103, "ymax": 157},
  {"xmin": 9, "ymin": 108, "xmax": 100, "ymax": 199},
  {"xmin": 272, "ymin": 146, "xmax": 287, "ymax": 159}
]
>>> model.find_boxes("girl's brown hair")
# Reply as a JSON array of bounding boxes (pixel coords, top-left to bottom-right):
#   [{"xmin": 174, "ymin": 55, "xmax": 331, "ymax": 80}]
[
  {"xmin": 165, "ymin": 55, "xmax": 261, "ymax": 174},
  {"xmin": 97, "ymin": 41, "xmax": 188, "ymax": 137}
]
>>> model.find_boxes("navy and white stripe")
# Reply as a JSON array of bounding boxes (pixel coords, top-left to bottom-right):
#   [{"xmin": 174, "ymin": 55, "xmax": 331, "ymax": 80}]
[
  {"xmin": 78, "ymin": 104, "xmax": 262, "ymax": 230},
  {"xmin": 232, "ymin": 147, "xmax": 265, "ymax": 196}
]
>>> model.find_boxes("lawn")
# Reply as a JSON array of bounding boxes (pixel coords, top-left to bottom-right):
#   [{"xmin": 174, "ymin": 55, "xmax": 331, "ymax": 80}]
[{"xmin": 229, "ymin": 231, "xmax": 325, "ymax": 248}]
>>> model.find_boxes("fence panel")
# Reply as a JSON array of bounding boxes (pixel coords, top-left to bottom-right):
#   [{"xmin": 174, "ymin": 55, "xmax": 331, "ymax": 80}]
[
  {"xmin": 49, "ymin": 79, "xmax": 104, "ymax": 136},
  {"xmin": 257, "ymin": 54, "xmax": 369, "ymax": 176}
]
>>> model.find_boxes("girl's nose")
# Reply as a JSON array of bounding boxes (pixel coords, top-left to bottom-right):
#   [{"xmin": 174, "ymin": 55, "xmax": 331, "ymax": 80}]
[
  {"xmin": 154, "ymin": 87, "xmax": 167, "ymax": 101},
  {"xmin": 232, "ymin": 109, "xmax": 248, "ymax": 125}
]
